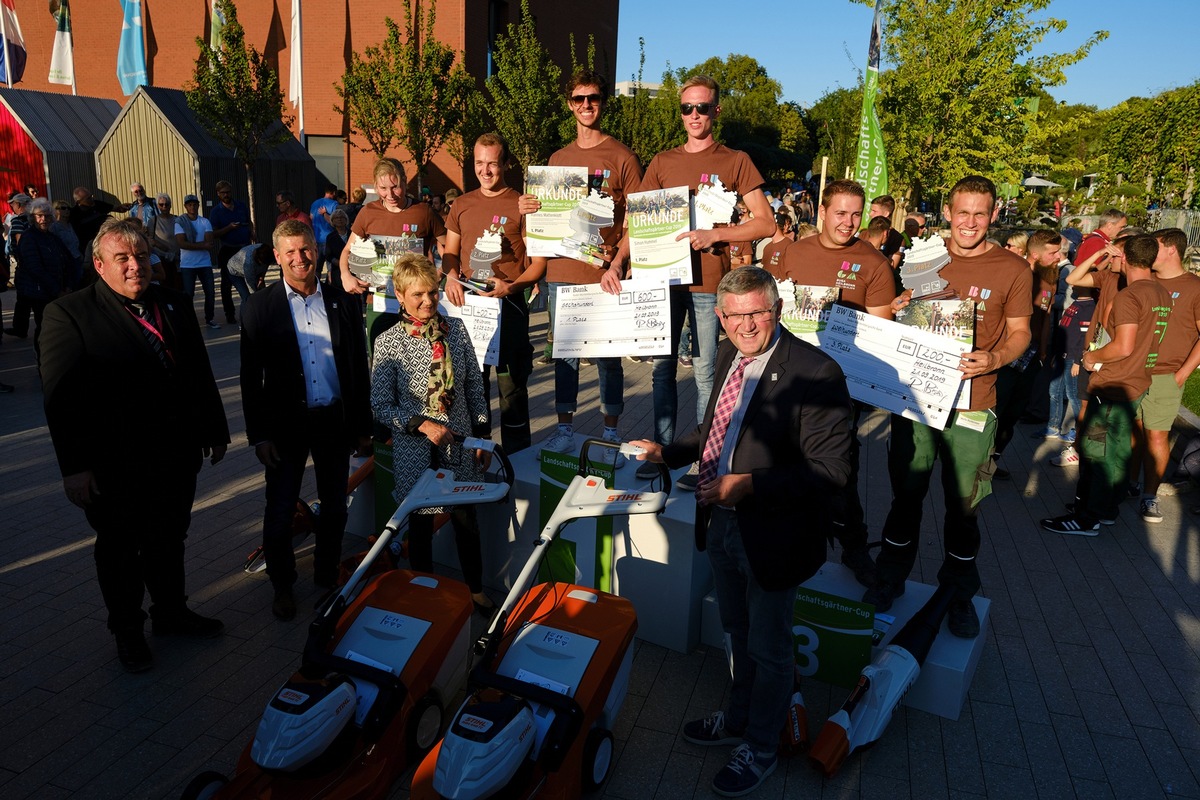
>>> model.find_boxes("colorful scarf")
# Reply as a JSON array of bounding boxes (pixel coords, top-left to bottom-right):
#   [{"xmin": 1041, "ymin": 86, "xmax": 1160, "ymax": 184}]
[{"xmin": 401, "ymin": 312, "xmax": 455, "ymax": 417}]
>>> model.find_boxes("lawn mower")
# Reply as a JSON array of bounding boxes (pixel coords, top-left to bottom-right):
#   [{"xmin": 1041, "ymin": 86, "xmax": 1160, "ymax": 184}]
[
  {"xmin": 182, "ymin": 437, "xmax": 514, "ymax": 800},
  {"xmin": 410, "ymin": 438, "xmax": 671, "ymax": 799}
]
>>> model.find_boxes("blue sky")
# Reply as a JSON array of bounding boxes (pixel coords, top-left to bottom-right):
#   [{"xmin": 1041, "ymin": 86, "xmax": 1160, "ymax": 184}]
[{"xmin": 616, "ymin": 0, "xmax": 1200, "ymax": 110}]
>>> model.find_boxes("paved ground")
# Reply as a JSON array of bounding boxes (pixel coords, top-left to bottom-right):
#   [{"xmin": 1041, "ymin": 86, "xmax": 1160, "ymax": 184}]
[{"xmin": 1, "ymin": 296, "xmax": 1199, "ymax": 799}]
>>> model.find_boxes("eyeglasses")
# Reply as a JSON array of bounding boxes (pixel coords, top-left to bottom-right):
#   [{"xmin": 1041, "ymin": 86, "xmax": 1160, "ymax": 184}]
[
  {"xmin": 680, "ymin": 102, "xmax": 714, "ymax": 116},
  {"xmin": 570, "ymin": 93, "xmax": 602, "ymax": 105},
  {"xmin": 720, "ymin": 308, "xmax": 775, "ymax": 325}
]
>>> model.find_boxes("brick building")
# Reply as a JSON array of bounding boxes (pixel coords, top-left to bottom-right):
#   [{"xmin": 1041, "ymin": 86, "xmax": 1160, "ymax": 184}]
[{"xmin": 10, "ymin": 0, "xmax": 619, "ymax": 199}]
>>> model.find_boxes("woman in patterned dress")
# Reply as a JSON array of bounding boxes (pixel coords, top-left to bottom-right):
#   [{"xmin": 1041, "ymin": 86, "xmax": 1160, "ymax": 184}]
[{"xmin": 370, "ymin": 254, "xmax": 496, "ymax": 615}]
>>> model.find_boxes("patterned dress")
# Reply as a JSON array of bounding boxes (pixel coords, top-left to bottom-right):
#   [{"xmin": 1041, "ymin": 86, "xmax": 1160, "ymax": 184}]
[{"xmin": 371, "ymin": 314, "xmax": 489, "ymax": 513}]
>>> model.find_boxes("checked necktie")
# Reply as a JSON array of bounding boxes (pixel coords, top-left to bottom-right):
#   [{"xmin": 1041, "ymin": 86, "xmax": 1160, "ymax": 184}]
[{"xmin": 696, "ymin": 357, "xmax": 754, "ymax": 499}]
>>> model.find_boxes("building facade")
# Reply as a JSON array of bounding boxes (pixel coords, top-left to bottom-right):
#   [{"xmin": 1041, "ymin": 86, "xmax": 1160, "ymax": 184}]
[{"xmin": 11, "ymin": 0, "xmax": 619, "ymax": 199}]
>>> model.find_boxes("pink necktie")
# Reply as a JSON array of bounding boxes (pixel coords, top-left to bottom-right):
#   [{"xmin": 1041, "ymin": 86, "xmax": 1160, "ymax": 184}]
[{"xmin": 697, "ymin": 357, "xmax": 754, "ymax": 498}]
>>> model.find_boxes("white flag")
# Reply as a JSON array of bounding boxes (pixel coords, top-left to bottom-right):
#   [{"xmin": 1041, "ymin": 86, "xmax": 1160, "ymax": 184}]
[
  {"xmin": 287, "ymin": 0, "xmax": 301, "ymax": 107},
  {"xmin": 48, "ymin": 0, "xmax": 74, "ymax": 88}
]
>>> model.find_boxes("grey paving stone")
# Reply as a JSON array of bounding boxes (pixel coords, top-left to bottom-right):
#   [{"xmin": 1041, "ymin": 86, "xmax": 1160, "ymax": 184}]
[
  {"xmin": 604, "ymin": 726, "xmax": 673, "ymax": 798},
  {"xmin": 1055, "ymin": 640, "xmax": 1117, "ymax": 695},
  {"xmin": 1050, "ymin": 712, "xmax": 1106, "ymax": 781},
  {"xmin": 1156, "ymin": 701, "xmax": 1200, "ymax": 751},
  {"xmin": 970, "ymin": 700, "xmax": 1026, "ymax": 768},
  {"xmin": 1133, "ymin": 725, "xmax": 1200, "ymax": 798},
  {"xmin": 1018, "ymin": 719, "xmax": 1074, "ymax": 799}
]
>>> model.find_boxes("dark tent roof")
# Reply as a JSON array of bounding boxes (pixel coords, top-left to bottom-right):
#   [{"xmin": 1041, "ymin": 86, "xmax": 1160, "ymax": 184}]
[{"xmin": 0, "ymin": 88, "xmax": 121, "ymax": 153}]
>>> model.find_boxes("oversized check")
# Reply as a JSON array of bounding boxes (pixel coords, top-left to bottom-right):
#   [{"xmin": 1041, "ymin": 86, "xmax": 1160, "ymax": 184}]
[
  {"xmin": 439, "ymin": 294, "xmax": 501, "ymax": 369},
  {"xmin": 819, "ymin": 304, "xmax": 970, "ymax": 430},
  {"xmin": 551, "ymin": 279, "xmax": 672, "ymax": 359}
]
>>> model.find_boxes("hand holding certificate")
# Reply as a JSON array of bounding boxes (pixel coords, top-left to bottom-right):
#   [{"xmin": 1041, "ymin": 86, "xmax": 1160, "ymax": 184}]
[{"xmin": 819, "ymin": 304, "xmax": 971, "ymax": 429}]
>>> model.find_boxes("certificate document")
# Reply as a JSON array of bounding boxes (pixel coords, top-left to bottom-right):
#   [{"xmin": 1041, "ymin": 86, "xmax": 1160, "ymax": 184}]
[
  {"xmin": 551, "ymin": 279, "xmax": 672, "ymax": 359},
  {"xmin": 819, "ymin": 304, "xmax": 971, "ymax": 430},
  {"xmin": 779, "ymin": 280, "xmax": 840, "ymax": 346},
  {"xmin": 627, "ymin": 186, "xmax": 693, "ymax": 285},
  {"xmin": 439, "ymin": 294, "xmax": 501, "ymax": 369},
  {"xmin": 524, "ymin": 165, "xmax": 589, "ymax": 259}
]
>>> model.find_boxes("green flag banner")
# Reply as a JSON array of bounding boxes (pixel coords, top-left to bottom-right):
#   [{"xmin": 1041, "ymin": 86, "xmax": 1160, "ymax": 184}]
[{"xmin": 855, "ymin": 0, "xmax": 888, "ymax": 199}]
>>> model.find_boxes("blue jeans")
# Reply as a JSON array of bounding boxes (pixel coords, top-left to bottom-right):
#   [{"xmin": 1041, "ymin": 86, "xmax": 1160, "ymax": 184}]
[
  {"xmin": 181, "ymin": 267, "xmax": 216, "ymax": 324},
  {"xmin": 651, "ymin": 290, "xmax": 719, "ymax": 445},
  {"xmin": 707, "ymin": 507, "xmax": 796, "ymax": 757},
  {"xmin": 1047, "ymin": 359, "xmax": 1081, "ymax": 433},
  {"xmin": 546, "ymin": 282, "xmax": 624, "ymax": 417}
]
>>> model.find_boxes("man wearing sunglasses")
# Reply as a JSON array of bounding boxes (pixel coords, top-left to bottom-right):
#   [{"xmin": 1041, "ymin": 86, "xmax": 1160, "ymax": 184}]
[
  {"xmin": 612, "ymin": 75, "xmax": 774, "ymax": 488},
  {"xmin": 631, "ymin": 266, "xmax": 852, "ymax": 798},
  {"xmin": 521, "ymin": 68, "xmax": 643, "ymax": 462}
]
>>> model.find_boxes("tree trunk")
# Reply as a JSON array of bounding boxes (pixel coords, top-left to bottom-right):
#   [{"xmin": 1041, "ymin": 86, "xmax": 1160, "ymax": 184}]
[{"xmin": 245, "ymin": 164, "xmax": 258, "ymax": 238}]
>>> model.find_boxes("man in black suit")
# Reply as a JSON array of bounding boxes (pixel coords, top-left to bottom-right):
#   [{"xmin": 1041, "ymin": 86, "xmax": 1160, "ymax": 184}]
[
  {"xmin": 41, "ymin": 218, "xmax": 230, "ymax": 673},
  {"xmin": 633, "ymin": 267, "xmax": 852, "ymax": 797},
  {"xmin": 240, "ymin": 219, "xmax": 372, "ymax": 621}
]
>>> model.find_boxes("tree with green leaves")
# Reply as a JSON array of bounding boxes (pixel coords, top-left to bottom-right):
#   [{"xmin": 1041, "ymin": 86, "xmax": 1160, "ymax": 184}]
[
  {"xmin": 1099, "ymin": 83, "xmax": 1200, "ymax": 208},
  {"xmin": 860, "ymin": 0, "xmax": 1106, "ymax": 205},
  {"xmin": 485, "ymin": 0, "xmax": 569, "ymax": 169},
  {"xmin": 186, "ymin": 0, "xmax": 292, "ymax": 230},
  {"xmin": 334, "ymin": 0, "xmax": 475, "ymax": 189},
  {"xmin": 806, "ymin": 86, "xmax": 863, "ymax": 179}
]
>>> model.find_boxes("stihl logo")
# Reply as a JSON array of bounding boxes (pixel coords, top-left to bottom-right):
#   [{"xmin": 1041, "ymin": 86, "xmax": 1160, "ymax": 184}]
[
  {"xmin": 607, "ymin": 493, "xmax": 641, "ymax": 502},
  {"xmin": 453, "ymin": 485, "xmax": 485, "ymax": 493}
]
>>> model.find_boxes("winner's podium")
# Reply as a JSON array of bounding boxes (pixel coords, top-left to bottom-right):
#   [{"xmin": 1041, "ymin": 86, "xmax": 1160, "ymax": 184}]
[
  {"xmin": 701, "ymin": 562, "xmax": 990, "ymax": 720},
  {"xmin": 431, "ymin": 433, "xmax": 711, "ymax": 653}
]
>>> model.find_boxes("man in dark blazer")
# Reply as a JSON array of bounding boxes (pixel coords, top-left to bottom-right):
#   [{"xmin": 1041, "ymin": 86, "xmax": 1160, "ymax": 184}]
[
  {"xmin": 240, "ymin": 219, "xmax": 372, "ymax": 621},
  {"xmin": 633, "ymin": 266, "xmax": 852, "ymax": 797},
  {"xmin": 41, "ymin": 218, "xmax": 230, "ymax": 674}
]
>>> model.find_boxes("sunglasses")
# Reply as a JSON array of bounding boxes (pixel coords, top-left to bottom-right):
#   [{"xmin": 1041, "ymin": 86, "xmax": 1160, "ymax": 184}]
[
  {"xmin": 680, "ymin": 102, "xmax": 714, "ymax": 116},
  {"xmin": 571, "ymin": 93, "xmax": 602, "ymax": 105}
]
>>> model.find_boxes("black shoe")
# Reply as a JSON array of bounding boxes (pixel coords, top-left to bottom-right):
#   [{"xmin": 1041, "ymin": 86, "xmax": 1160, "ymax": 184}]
[
  {"xmin": 947, "ymin": 598, "xmax": 980, "ymax": 638},
  {"xmin": 1040, "ymin": 513, "xmax": 1099, "ymax": 536},
  {"xmin": 474, "ymin": 599, "xmax": 497, "ymax": 618},
  {"xmin": 1065, "ymin": 501, "xmax": 1115, "ymax": 525},
  {"xmin": 0, "ymin": 382, "xmax": 13, "ymax": 394},
  {"xmin": 840, "ymin": 546, "xmax": 877, "ymax": 588},
  {"xmin": 115, "ymin": 629, "xmax": 153, "ymax": 673},
  {"xmin": 152, "ymin": 607, "xmax": 224, "ymax": 638},
  {"xmin": 3, "ymin": 327, "xmax": 27, "ymax": 339},
  {"xmin": 272, "ymin": 586, "xmax": 297, "ymax": 621},
  {"xmin": 991, "ymin": 456, "xmax": 1011, "ymax": 481},
  {"xmin": 862, "ymin": 579, "xmax": 905, "ymax": 613}
]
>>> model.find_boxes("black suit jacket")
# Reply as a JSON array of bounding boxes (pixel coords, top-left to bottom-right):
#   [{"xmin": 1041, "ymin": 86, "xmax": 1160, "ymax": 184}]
[
  {"xmin": 239, "ymin": 279, "xmax": 371, "ymax": 447},
  {"xmin": 41, "ymin": 281, "xmax": 229, "ymax": 480},
  {"xmin": 662, "ymin": 327, "xmax": 853, "ymax": 590}
]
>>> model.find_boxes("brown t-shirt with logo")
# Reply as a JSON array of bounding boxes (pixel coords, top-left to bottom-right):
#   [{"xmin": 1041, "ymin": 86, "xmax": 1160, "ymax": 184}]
[
  {"xmin": 1152, "ymin": 271, "xmax": 1200, "ymax": 374},
  {"xmin": 638, "ymin": 142, "xmax": 765, "ymax": 293},
  {"xmin": 760, "ymin": 238, "xmax": 792, "ymax": 278},
  {"xmin": 778, "ymin": 236, "xmax": 895, "ymax": 312},
  {"xmin": 544, "ymin": 137, "xmax": 643, "ymax": 286},
  {"xmin": 351, "ymin": 198, "xmax": 446, "ymax": 257},
  {"xmin": 1089, "ymin": 279, "xmax": 1172, "ymax": 400},
  {"xmin": 941, "ymin": 245, "xmax": 1033, "ymax": 411},
  {"xmin": 446, "ymin": 187, "xmax": 525, "ymax": 283}
]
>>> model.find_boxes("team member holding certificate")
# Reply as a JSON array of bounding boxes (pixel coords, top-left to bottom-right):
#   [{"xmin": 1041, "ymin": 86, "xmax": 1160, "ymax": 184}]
[
  {"xmin": 868, "ymin": 176, "xmax": 1032, "ymax": 639},
  {"xmin": 777, "ymin": 178, "xmax": 896, "ymax": 587},
  {"xmin": 520, "ymin": 68, "xmax": 643, "ymax": 462},
  {"xmin": 610, "ymin": 75, "xmax": 774, "ymax": 487},
  {"xmin": 442, "ymin": 133, "xmax": 542, "ymax": 453}
]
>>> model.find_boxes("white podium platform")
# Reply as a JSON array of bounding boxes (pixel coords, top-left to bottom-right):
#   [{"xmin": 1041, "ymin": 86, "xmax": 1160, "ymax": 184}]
[
  {"xmin": 700, "ymin": 561, "xmax": 989, "ymax": 720},
  {"xmin": 431, "ymin": 433, "xmax": 711, "ymax": 653}
]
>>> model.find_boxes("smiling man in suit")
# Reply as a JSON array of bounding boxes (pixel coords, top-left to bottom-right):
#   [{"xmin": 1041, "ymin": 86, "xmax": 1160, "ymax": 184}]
[
  {"xmin": 240, "ymin": 219, "xmax": 372, "ymax": 621},
  {"xmin": 632, "ymin": 266, "xmax": 852, "ymax": 797},
  {"xmin": 41, "ymin": 217, "xmax": 230, "ymax": 673}
]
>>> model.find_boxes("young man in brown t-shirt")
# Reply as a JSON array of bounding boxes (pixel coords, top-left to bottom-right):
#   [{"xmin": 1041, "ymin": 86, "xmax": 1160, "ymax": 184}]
[
  {"xmin": 442, "ymin": 133, "xmax": 543, "ymax": 453},
  {"xmin": 1042, "ymin": 235, "xmax": 1170, "ymax": 533},
  {"xmin": 1128, "ymin": 228, "xmax": 1200, "ymax": 522},
  {"xmin": 615, "ymin": 75, "xmax": 774, "ymax": 487},
  {"xmin": 777, "ymin": 179, "xmax": 896, "ymax": 586},
  {"xmin": 521, "ymin": 68, "xmax": 642, "ymax": 463},
  {"xmin": 338, "ymin": 157, "xmax": 447, "ymax": 340},
  {"xmin": 871, "ymin": 175, "xmax": 1032, "ymax": 639}
]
